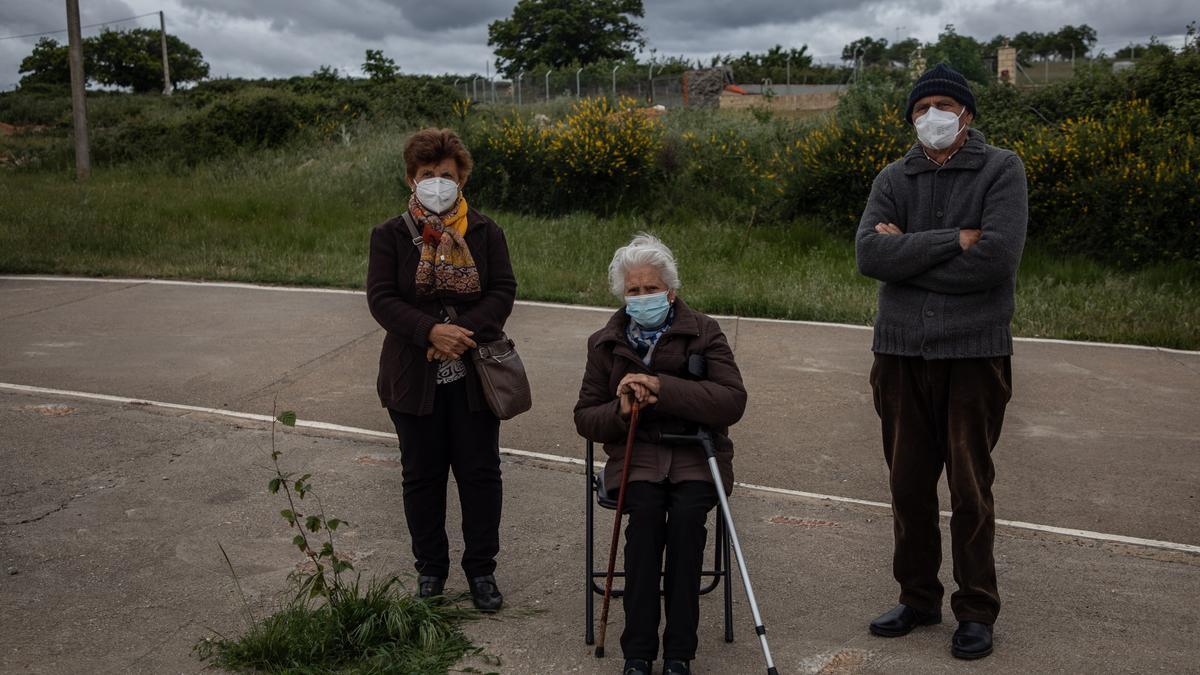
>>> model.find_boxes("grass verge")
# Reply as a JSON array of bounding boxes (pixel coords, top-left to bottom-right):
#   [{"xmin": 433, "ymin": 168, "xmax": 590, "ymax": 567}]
[{"xmin": 2, "ymin": 135, "xmax": 1196, "ymax": 349}]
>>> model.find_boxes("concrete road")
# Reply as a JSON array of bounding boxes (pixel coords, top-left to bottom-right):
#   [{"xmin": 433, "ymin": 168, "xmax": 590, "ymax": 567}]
[{"xmin": 1, "ymin": 276, "xmax": 1198, "ymax": 673}]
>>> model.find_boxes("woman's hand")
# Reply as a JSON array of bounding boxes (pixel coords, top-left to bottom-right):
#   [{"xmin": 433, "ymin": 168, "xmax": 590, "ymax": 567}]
[
  {"xmin": 617, "ymin": 374, "xmax": 660, "ymax": 419},
  {"xmin": 426, "ymin": 346, "xmax": 458, "ymax": 362},
  {"xmin": 619, "ymin": 373, "xmax": 661, "ymax": 395},
  {"xmin": 427, "ymin": 323, "xmax": 476, "ymax": 358}
]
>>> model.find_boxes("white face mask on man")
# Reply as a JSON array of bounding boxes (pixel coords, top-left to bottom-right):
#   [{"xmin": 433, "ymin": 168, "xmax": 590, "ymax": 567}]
[
  {"xmin": 915, "ymin": 106, "xmax": 966, "ymax": 150},
  {"xmin": 414, "ymin": 177, "xmax": 460, "ymax": 214}
]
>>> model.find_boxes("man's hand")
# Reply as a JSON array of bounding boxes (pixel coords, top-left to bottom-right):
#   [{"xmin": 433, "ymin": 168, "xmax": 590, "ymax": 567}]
[
  {"xmin": 874, "ymin": 222, "xmax": 903, "ymax": 236},
  {"xmin": 959, "ymin": 229, "xmax": 982, "ymax": 250},
  {"xmin": 427, "ymin": 323, "xmax": 476, "ymax": 359}
]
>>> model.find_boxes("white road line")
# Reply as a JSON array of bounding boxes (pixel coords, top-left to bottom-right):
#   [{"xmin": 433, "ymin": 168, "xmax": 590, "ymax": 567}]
[
  {"xmin": 4, "ymin": 274, "xmax": 1198, "ymax": 355},
  {"xmin": 3, "ymin": 381, "xmax": 1198, "ymax": 556}
]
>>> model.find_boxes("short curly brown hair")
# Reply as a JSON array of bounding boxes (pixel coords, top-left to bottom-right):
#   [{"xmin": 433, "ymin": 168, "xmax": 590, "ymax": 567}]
[{"xmin": 403, "ymin": 128, "xmax": 474, "ymax": 182}]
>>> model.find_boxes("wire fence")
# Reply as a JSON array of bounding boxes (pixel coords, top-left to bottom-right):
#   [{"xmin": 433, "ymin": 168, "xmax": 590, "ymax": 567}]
[{"xmin": 451, "ymin": 72, "xmax": 690, "ymax": 108}]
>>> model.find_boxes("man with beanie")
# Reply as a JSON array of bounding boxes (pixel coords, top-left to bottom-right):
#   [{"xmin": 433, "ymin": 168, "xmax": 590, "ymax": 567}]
[{"xmin": 855, "ymin": 63, "xmax": 1027, "ymax": 660}]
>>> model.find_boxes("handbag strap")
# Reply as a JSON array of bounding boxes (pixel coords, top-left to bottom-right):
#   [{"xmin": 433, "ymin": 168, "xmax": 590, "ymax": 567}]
[{"xmin": 400, "ymin": 211, "xmax": 460, "ymax": 322}]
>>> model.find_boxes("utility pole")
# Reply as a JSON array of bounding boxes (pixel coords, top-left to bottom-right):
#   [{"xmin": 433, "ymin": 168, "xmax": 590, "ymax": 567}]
[
  {"xmin": 544, "ymin": 69, "xmax": 551, "ymax": 102},
  {"xmin": 611, "ymin": 64, "xmax": 620, "ymax": 101},
  {"xmin": 65, "ymin": 0, "xmax": 90, "ymax": 181},
  {"xmin": 576, "ymin": 67, "xmax": 583, "ymax": 98},
  {"xmin": 159, "ymin": 11, "xmax": 173, "ymax": 95}
]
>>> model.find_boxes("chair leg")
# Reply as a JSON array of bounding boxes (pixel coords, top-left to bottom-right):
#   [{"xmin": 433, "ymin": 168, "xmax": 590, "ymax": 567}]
[{"xmin": 585, "ymin": 444, "xmax": 595, "ymax": 645}]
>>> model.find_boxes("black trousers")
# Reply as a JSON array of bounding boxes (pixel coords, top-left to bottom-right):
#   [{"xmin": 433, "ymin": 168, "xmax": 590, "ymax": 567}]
[
  {"xmin": 621, "ymin": 480, "xmax": 718, "ymax": 662},
  {"xmin": 870, "ymin": 353, "xmax": 1012, "ymax": 624},
  {"xmin": 388, "ymin": 379, "xmax": 502, "ymax": 579}
]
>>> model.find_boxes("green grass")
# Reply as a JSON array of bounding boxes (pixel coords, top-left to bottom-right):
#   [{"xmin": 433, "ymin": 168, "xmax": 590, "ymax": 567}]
[
  {"xmin": 195, "ymin": 576, "xmax": 489, "ymax": 674},
  {"xmin": 2, "ymin": 127, "xmax": 1197, "ymax": 349}
]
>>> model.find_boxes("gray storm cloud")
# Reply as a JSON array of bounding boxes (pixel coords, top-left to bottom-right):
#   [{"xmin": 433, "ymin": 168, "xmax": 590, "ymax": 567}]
[{"xmin": 0, "ymin": 0, "xmax": 1194, "ymax": 88}]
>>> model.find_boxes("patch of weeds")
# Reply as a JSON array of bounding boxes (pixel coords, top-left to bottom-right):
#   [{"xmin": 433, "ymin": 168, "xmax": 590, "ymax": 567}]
[{"xmin": 195, "ymin": 408, "xmax": 495, "ymax": 674}]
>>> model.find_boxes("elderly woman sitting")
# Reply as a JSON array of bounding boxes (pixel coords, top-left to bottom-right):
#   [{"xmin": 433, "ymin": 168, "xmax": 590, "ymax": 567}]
[{"xmin": 574, "ymin": 233, "xmax": 747, "ymax": 675}]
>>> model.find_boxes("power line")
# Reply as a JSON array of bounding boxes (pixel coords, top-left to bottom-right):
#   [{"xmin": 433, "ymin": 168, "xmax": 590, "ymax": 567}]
[{"xmin": 0, "ymin": 11, "xmax": 160, "ymax": 41}]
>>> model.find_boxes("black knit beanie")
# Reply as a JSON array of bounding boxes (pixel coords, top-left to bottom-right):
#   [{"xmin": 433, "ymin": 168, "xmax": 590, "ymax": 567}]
[{"xmin": 904, "ymin": 63, "xmax": 977, "ymax": 124}]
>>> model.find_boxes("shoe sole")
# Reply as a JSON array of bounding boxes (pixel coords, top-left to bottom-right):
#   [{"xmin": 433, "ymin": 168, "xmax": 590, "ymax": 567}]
[{"xmin": 868, "ymin": 615, "xmax": 942, "ymax": 638}]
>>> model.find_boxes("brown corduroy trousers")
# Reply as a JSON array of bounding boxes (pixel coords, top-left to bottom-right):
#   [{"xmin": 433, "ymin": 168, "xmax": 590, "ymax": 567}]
[{"xmin": 870, "ymin": 353, "xmax": 1012, "ymax": 624}]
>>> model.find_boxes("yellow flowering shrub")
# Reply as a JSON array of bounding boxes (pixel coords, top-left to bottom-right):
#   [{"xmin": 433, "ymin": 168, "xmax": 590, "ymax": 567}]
[
  {"xmin": 468, "ymin": 97, "xmax": 662, "ymax": 213},
  {"xmin": 1013, "ymin": 99, "xmax": 1200, "ymax": 265},
  {"xmin": 772, "ymin": 103, "xmax": 911, "ymax": 227}
]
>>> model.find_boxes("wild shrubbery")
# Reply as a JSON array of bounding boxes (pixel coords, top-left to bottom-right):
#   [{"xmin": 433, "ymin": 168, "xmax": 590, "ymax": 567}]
[
  {"xmin": 0, "ymin": 75, "xmax": 458, "ymax": 169},
  {"xmin": 467, "ymin": 97, "xmax": 663, "ymax": 214},
  {"xmin": 3, "ymin": 49, "xmax": 1197, "ymax": 266}
]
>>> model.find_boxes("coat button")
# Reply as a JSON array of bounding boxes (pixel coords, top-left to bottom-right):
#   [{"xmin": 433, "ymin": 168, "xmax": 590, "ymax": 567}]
[
  {"xmin": 936, "ymin": 210, "xmax": 944, "ymax": 218},
  {"xmin": 925, "ymin": 309, "xmax": 935, "ymax": 317}
]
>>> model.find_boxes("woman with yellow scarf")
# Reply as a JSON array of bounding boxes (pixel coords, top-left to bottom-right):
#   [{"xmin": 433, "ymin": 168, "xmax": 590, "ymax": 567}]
[{"xmin": 366, "ymin": 128, "xmax": 517, "ymax": 612}]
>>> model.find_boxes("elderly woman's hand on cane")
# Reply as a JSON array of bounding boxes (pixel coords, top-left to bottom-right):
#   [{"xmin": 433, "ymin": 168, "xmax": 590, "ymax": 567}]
[{"xmin": 618, "ymin": 374, "xmax": 659, "ymax": 419}]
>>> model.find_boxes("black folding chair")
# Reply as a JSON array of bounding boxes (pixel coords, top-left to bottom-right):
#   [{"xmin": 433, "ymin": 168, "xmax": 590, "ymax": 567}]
[{"xmin": 584, "ymin": 439, "xmax": 734, "ymax": 646}]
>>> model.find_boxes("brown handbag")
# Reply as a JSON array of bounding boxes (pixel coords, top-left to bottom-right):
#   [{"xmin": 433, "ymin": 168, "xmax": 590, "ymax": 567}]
[{"xmin": 401, "ymin": 212, "xmax": 532, "ymax": 420}]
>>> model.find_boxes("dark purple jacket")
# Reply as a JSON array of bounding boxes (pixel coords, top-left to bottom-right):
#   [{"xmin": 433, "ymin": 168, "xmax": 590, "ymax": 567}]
[{"xmin": 367, "ymin": 209, "xmax": 516, "ymax": 415}]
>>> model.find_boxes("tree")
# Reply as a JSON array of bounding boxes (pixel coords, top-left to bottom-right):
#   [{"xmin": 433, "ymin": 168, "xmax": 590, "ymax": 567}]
[
  {"xmin": 842, "ymin": 36, "xmax": 889, "ymax": 65},
  {"xmin": 886, "ymin": 38, "xmax": 922, "ymax": 65},
  {"xmin": 1054, "ymin": 24, "xmax": 1097, "ymax": 60},
  {"xmin": 18, "ymin": 29, "xmax": 207, "ymax": 92},
  {"xmin": 923, "ymin": 24, "xmax": 989, "ymax": 82},
  {"xmin": 363, "ymin": 49, "xmax": 399, "ymax": 80},
  {"xmin": 18, "ymin": 37, "xmax": 73, "ymax": 88},
  {"xmin": 88, "ymin": 28, "xmax": 208, "ymax": 92},
  {"xmin": 488, "ymin": 0, "xmax": 645, "ymax": 77}
]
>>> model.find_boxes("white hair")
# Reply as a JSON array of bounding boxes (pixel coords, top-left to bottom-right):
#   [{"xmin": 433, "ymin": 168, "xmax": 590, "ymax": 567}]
[{"xmin": 607, "ymin": 232, "xmax": 681, "ymax": 298}]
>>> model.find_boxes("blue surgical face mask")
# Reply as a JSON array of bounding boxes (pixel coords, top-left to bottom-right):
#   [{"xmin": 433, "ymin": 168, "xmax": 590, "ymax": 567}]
[{"xmin": 625, "ymin": 291, "xmax": 671, "ymax": 328}]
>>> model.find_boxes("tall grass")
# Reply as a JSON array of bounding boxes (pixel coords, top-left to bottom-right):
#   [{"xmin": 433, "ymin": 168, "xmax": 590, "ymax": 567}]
[
  {"xmin": 195, "ymin": 576, "xmax": 486, "ymax": 673},
  {"xmin": 2, "ymin": 123, "xmax": 1196, "ymax": 349}
]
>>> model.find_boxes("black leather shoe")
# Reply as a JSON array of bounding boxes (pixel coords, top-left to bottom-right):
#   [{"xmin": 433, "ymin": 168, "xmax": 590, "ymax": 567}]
[
  {"xmin": 952, "ymin": 621, "xmax": 993, "ymax": 659},
  {"xmin": 664, "ymin": 659, "xmax": 691, "ymax": 674},
  {"xmin": 468, "ymin": 574, "xmax": 503, "ymax": 612},
  {"xmin": 869, "ymin": 603, "xmax": 942, "ymax": 637},
  {"xmin": 416, "ymin": 575, "xmax": 445, "ymax": 599},
  {"xmin": 622, "ymin": 658, "xmax": 651, "ymax": 675}
]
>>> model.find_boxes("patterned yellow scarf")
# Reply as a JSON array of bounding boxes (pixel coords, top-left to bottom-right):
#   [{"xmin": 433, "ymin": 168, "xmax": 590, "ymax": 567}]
[{"xmin": 410, "ymin": 193, "xmax": 481, "ymax": 298}]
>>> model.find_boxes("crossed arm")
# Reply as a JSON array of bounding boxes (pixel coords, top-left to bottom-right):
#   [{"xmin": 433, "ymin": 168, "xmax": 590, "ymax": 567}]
[{"xmin": 854, "ymin": 157, "xmax": 1028, "ymax": 294}]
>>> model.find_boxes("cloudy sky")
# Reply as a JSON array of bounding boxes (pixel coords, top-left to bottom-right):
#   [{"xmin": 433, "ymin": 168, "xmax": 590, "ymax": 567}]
[{"xmin": 0, "ymin": 0, "xmax": 1194, "ymax": 88}]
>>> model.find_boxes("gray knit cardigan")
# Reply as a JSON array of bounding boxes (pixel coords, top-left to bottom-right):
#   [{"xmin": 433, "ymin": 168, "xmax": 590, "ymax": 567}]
[{"xmin": 855, "ymin": 129, "xmax": 1028, "ymax": 359}]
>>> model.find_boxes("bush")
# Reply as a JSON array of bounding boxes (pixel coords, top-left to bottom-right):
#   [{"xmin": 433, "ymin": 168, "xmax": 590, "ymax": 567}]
[
  {"xmin": 770, "ymin": 84, "xmax": 910, "ymax": 228},
  {"xmin": 1013, "ymin": 99, "xmax": 1200, "ymax": 266},
  {"xmin": 469, "ymin": 97, "xmax": 663, "ymax": 214}
]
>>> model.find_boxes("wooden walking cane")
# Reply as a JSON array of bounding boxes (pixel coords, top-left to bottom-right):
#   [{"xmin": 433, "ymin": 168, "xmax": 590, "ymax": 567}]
[{"xmin": 595, "ymin": 400, "xmax": 640, "ymax": 657}]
